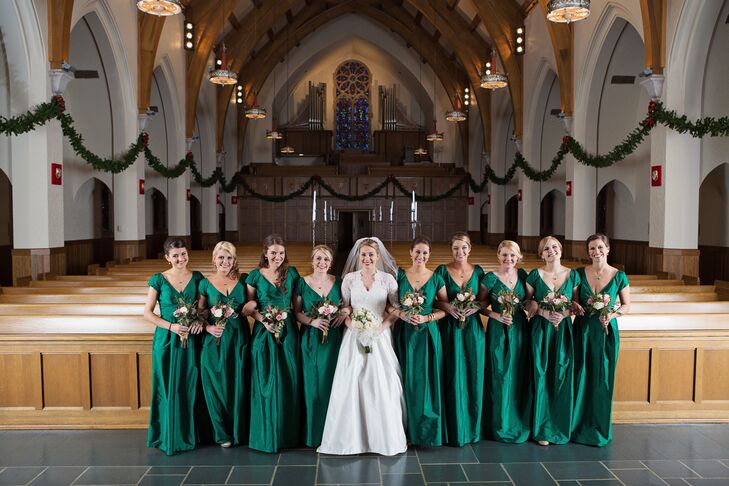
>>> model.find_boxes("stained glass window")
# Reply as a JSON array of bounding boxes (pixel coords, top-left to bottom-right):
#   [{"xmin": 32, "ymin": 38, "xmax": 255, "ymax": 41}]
[{"xmin": 335, "ymin": 61, "xmax": 370, "ymax": 151}]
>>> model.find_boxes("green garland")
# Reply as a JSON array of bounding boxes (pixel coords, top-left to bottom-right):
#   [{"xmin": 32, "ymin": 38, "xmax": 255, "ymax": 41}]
[{"xmin": 4, "ymin": 97, "xmax": 729, "ymax": 201}]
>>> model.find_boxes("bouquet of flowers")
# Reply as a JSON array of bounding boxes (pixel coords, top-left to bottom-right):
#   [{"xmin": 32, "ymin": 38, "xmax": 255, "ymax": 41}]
[
  {"xmin": 400, "ymin": 290, "xmax": 425, "ymax": 317},
  {"xmin": 262, "ymin": 305, "xmax": 289, "ymax": 344},
  {"xmin": 308, "ymin": 298, "xmax": 340, "ymax": 343},
  {"xmin": 173, "ymin": 298, "xmax": 200, "ymax": 349},
  {"xmin": 586, "ymin": 292, "xmax": 619, "ymax": 334},
  {"xmin": 496, "ymin": 289, "xmax": 521, "ymax": 320},
  {"xmin": 451, "ymin": 286, "xmax": 480, "ymax": 328},
  {"xmin": 538, "ymin": 291, "xmax": 570, "ymax": 328},
  {"xmin": 210, "ymin": 299, "xmax": 238, "ymax": 345},
  {"xmin": 351, "ymin": 308, "xmax": 381, "ymax": 353}
]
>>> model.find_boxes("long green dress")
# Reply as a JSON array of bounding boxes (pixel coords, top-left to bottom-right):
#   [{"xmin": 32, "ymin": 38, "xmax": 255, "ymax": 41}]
[
  {"xmin": 296, "ymin": 277, "xmax": 344, "ymax": 448},
  {"xmin": 246, "ymin": 267, "xmax": 302, "ymax": 453},
  {"xmin": 146, "ymin": 271, "xmax": 204, "ymax": 455},
  {"xmin": 526, "ymin": 268, "xmax": 581, "ymax": 445},
  {"xmin": 396, "ymin": 268, "xmax": 447, "ymax": 447},
  {"xmin": 198, "ymin": 278, "xmax": 249, "ymax": 446},
  {"xmin": 572, "ymin": 268, "xmax": 628, "ymax": 446},
  {"xmin": 481, "ymin": 268, "xmax": 532, "ymax": 443},
  {"xmin": 434, "ymin": 264, "xmax": 485, "ymax": 447}
]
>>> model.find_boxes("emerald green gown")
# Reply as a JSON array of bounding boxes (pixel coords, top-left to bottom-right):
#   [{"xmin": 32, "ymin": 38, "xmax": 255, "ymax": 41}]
[
  {"xmin": 396, "ymin": 268, "xmax": 447, "ymax": 447},
  {"xmin": 246, "ymin": 267, "xmax": 302, "ymax": 453},
  {"xmin": 481, "ymin": 268, "xmax": 532, "ymax": 443},
  {"xmin": 198, "ymin": 278, "xmax": 249, "ymax": 446},
  {"xmin": 572, "ymin": 268, "xmax": 628, "ymax": 446},
  {"xmin": 146, "ymin": 271, "xmax": 204, "ymax": 455},
  {"xmin": 434, "ymin": 264, "xmax": 485, "ymax": 447},
  {"xmin": 526, "ymin": 268, "xmax": 581, "ymax": 445},
  {"xmin": 296, "ymin": 276, "xmax": 344, "ymax": 448}
]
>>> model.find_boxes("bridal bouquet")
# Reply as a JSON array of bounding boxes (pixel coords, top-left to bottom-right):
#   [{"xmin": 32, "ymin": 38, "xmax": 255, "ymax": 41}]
[
  {"xmin": 309, "ymin": 298, "xmax": 340, "ymax": 344},
  {"xmin": 400, "ymin": 290, "xmax": 425, "ymax": 317},
  {"xmin": 496, "ymin": 289, "xmax": 521, "ymax": 320},
  {"xmin": 173, "ymin": 298, "xmax": 200, "ymax": 349},
  {"xmin": 538, "ymin": 291, "xmax": 570, "ymax": 328},
  {"xmin": 351, "ymin": 308, "xmax": 381, "ymax": 353},
  {"xmin": 262, "ymin": 305, "xmax": 289, "ymax": 344},
  {"xmin": 586, "ymin": 292, "xmax": 619, "ymax": 334},
  {"xmin": 210, "ymin": 299, "xmax": 238, "ymax": 345},
  {"xmin": 451, "ymin": 286, "xmax": 480, "ymax": 328}
]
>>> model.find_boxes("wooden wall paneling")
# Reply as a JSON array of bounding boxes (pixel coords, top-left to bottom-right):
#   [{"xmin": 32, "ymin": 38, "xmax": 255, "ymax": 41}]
[
  {"xmin": 699, "ymin": 245, "xmax": 729, "ymax": 284},
  {"xmin": 90, "ymin": 354, "xmax": 131, "ymax": 408},
  {"xmin": 0, "ymin": 353, "xmax": 41, "ymax": 408},
  {"xmin": 614, "ymin": 348, "xmax": 651, "ymax": 403},
  {"xmin": 42, "ymin": 354, "xmax": 82, "ymax": 407},
  {"xmin": 701, "ymin": 348, "xmax": 729, "ymax": 401},
  {"xmin": 64, "ymin": 240, "xmax": 94, "ymax": 275},
  {"xmin": 138, "ymin": 353, "xmax": 152, "ymax": 408},
  {"xmin": 128, "ymin": 352, "xmax": 139, "ymax": 410},
  {"xmin": 80, "ymin": 352, "xmax": 91, "ymax": 410},
  {"xmin": 609, "ymin": 239, "xmax": 648, "ymax": 274},
  {"xmin": 655, "ymin": 348, "xmax": 696, "ymax": 402}
]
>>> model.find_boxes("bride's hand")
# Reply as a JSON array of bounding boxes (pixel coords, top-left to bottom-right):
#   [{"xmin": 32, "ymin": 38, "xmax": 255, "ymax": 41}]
[
  {"xmin": 343, "ymin": 316, "xmax": 353, "ymax": 329},
  {"xmin": 308, "ymin": 318, "xmax": 329, "ymax": 331}
]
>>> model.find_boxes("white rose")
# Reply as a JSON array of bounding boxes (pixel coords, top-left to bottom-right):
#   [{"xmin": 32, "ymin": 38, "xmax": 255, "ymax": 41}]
[
  {"xmin": 178, "ymin": 307, "xmax": 189, "ymax": 315},
  {"xmin": 457, "ymin": 293, "xmax": 466, "ymax": 302},
  {"xmin": 318, "ymin": 306, "xmax": 327, "ymax": 314},
  {"xmin": 211, "ymin": 308, "xmax": 223, "ymax": 318},
  {"xmin": 593, "ymin": 301, "xmax": 605, "ymax": 310},
  {"xmin": 403, "ymin": 297, "xmax": 413, "ymax": 306},
  {"xmin": 280, "ymin": 312, "xmax": 288, "ymax": 319},
  {"xmin": 417, "ymin": 296, "xmax": 424, "ymax": 304}
]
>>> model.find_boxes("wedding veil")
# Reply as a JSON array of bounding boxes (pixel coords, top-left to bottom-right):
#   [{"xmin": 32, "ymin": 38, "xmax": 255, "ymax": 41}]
[{"xmin": 341, "ymin": 237, "xmax": 398, "ymax": 277}]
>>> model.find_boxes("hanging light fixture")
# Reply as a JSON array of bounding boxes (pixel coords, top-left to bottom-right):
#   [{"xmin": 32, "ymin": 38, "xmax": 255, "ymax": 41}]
[
  {"xmin": 546, "ymin": 0, "xmax": 591, "ymax": 23},
  {"xmin": 209, "ymin": 44, "xmax": 237, "ymax": 86},
  {"xmin": 414, "ymin": 146, "xmax": 428, "ymax": 156},
  {"xmin": 426, "ymin": 119, "xmax": 444, "ymax": 142},
  {"xmin": 445, "ymin": 107, "xmax": 467, "ymax": 122},
  {"xmin": 245, "ymin": 91, "xmax": 266, "ymax": 119},
  {"xmin": 137, "ymin": 0, "xmax": 181, "ymax": 16},
  {"xmin": 480, "ymin": 49, "xmax": 508, "ymax": 90}
]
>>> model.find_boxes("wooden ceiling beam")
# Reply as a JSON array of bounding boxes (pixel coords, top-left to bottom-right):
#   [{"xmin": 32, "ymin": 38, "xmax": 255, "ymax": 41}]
[
  {"xmin": 468, "ymin": 14, "xmax": 480, "ymax": 32},
  {"xmin": 138, "ymin": 11, "xmax": 167, "ymax": 113},
  {"xmin": 228, "ymin": 13, "xmax": 241, "ymax": 31},
  {"xmin": 47, "ymin": 0, "xmax": 75, "ymax": 70},
  {"xmin": 640, "ymin": 0, "xmax": 666, "ymax": 74},
  {"xmin": 538, "ymin": 0, "xmax": 573, "ymax": 115}
]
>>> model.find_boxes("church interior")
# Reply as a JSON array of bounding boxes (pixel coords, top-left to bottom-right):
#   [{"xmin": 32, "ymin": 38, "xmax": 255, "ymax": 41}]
[{"xmin": 2, "ymin": 0, "xmax": 729, "ymax": 484}]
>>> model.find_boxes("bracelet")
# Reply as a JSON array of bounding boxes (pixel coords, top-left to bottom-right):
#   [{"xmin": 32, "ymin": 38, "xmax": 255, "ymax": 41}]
[
  {"xmin": 168, "ymin": 322, "xmax": 172, "ymax": 330},
  {"xmin": 615, "ymin": 311, "xmax": 623, "ymax": 317}
]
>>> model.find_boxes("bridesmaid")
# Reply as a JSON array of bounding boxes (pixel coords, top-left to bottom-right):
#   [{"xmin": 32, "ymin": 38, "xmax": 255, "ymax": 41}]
[
  {"xmin": 572, "ymin": 234, "xmax": 630, "ymax": 446},
  {"xmin": 434, "ymin": 232, "xmax": 486, "ymax": 446},
  {"xmin": 294, "ymin": 244, "xmax": 345, "ymax": 448},
  {"xmin": 198, "ymin": 241, "xmax": 249, "ymax": 448},
  {"xmin": 392, "ymin": 236, "xmax": 448, "ymax": 447},
  {"xmin": 143, "ymin": 237, "xmax": 204, "ymax": 455},
  {"xmin": 245, "ymin": 234, "xmax": 302, "ymax": 453},
  {"xmin": 480, "ymin": 240, "xmax": 532, "ymax": 443},
  {"xmin": 525, "ymin": 236, "xmax": 580, "ymax": 446}
]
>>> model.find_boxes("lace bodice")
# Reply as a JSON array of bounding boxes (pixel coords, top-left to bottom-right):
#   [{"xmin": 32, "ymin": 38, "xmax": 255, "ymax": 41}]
[{"xmin": 342, "ymin": 270, "xmax": 399, "ymax": 320}]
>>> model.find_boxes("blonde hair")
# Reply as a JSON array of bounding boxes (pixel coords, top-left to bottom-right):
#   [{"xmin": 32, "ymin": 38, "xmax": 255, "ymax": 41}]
[
  {"xmin": 537, "ymin": 236, "xmax": 562, "ymax": 256},
  {"xmin": 496, "ymin": 240, "xmax": 523, "ymax": 261},
  {"xmin": 212, "ymin": 241, "xmax": 239, "ymax": 280},
  {"xmin": 311, "ymin": 244, "xmax": 334, "ymax": 262},
  {"xmin": 450, "ymin": 231, "xmax": 472, "ymax": 249}
]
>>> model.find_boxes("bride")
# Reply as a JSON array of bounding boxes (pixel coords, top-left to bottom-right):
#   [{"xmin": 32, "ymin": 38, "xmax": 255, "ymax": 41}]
[{"xmin": 317, "ymin": 237, "xmax": 407, "ymax": 456}]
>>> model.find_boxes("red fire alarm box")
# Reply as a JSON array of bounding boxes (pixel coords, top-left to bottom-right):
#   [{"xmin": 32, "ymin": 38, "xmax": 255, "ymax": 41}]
[
  {"xmin": 517, "ymin": 189, "xmax": 523, "ymax": 201},
  {"xmin": 566, "ymin": 180, "xmax": 572, "ymax": 196},
  {"xmin": 186, "ymin": 189, "xmax": 190, "ymax": 201},
  {"xmin": 51, "ymin": 163, "xmax": 62, "ymax": 185},
  {"xmin": 138, "ymin": 179, "xmax": 145, "ymax": 195},
  {"xmin": 651, "ymin": 165, "xmax": 662, "ymax": 187},
  {"xmin": 231, "ymin": 196, "xmax": 238, "ymax": 205}
]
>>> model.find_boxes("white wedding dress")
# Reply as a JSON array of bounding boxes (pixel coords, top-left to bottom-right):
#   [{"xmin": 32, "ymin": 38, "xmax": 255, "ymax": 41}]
[{"xmin": 317, "ymin": 270, "xmax": 408, "ymax": 456}]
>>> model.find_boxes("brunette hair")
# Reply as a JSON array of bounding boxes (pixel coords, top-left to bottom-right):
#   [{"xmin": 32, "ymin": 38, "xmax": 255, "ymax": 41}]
[
  {"xmin": 259, "ymin": 234, "xmax": 289, "ymax": 291},
  {"xmin": 212, "ymin": 241, "xmax": 239, "ymax": 280},
  {"xmin": 496, "ymin": 240, "xmax": 523, "ymax": 261},
  {"xmin": 411, "ymin": 236, "xmax": 432, "ymax": 251},
  {"xmin": 449, "ymin": 231, "xmax": 472, "ymax": 249},
  {"xmin": 163, "ymin": 237, "xmax": 186, "ymax": 255},
  {"xmin": 585, "ymin": 233, "xmax": 610, "ymax": 250}
]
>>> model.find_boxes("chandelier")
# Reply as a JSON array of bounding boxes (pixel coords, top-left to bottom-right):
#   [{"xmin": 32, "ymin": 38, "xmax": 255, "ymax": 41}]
[
  {"xmin": 480, "ymin": 49, "xmax": 508, "ymax": 90},
  {"xmin": 445, "ymin": 109, "xmax": 466, "ymax": 122},
  {"xmin": 280, "ymin": 143, "xmax": 295, "ymax": 154},
  {"xmin": 546, "ymin": 0, "xmax": 590, "ymax": 23},
  {"xmin": 209, "ymin": 45, "xmax": 237, "ymax": 86},
  {"xmin": 137, "ymin": 0, "xmax": 181, "ymax": 16},
  {"xmin": 266, "ymin": 127, "xmax": 282, "ymax": 140},
  {"xmin": 414, "ymin": 147, "xmax": 428, "ymax": 156},
  {"xmin": 426, "ymin": 120, "xmax": 444, "ymax": 142}
]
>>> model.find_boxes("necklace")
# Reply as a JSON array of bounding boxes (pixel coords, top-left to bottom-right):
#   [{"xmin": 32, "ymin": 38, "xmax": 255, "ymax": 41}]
[{"xmin": 594, "ymin": 266, "xmax": 607, "ymax": 281}]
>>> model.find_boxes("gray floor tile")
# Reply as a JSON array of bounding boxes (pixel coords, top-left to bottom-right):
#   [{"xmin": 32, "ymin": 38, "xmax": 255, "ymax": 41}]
[
  {"xmin": 146, "ymin": 467, "xmax": 190, "ymax": 475},
  {"xmin": 461, "ymin": 463, "xmax": 510, "ymax": 481},
  {"xmin": 182, "ymin": 466, "xmax": 231, "ymax": 484},
  {"xmin": 138, "ymin": 476, "xmax": 184, "ymax": 486},
  {"xmin": 645, "ymin": 460, "xmax": 701, "ymax": 479},
  {"xmin": 602, "ymin": 460, "xmax": 646, "ymax": 469},
  {"xmin": 0, "ymin": 467, "xmax": 46, "ymax": 485},
  {"xmin": 579, "ymin": 481, "xmax": 623, "ymax": 486},
  {"xmin": 75, "ymin": 466, "xmax": 149, "ymax": 485},
  {"xmin": 277, "ymin": 450, "xmax": 317, "ymax": 465},
  {"xmin": 378, "ymin": 456, "xmax": 420, "ymax": 474},
  {"xmin": 271, "ymin": 466, "xmax": 316, "ymax": 486},
  {"xmin": 544, "ymin": 461, "xmax": 615, "ymax": 480},
  {"xmin": 682, "ymin": 460, "xmax": 729, "ymax": 478},
  {"xmin": 503, "ymin": 463, "xmax": 557, "ymax": 486},
  {"xmin": 28, "ymin": 467, "xmax": 85, "ymax": 486},
  {"xmin": 380, "ymin": 474, "xmax": 426, "ymax": 486},
  {"xmin": 613, "ymin": 468, "xmax": 670, "ymax": 486},
  {"xmin": 556, "ymin": 482, "xmax": 580, "ymax": 486},
  {"xmin": 318, "ymin": 457, "xmax": 379, "ymax": 483},
  {"xmin": 226, "ymin": 466, "xmax": 274, "ymax": 484},
  {"xmin": 684, "ymin": 480, "xmax": 729, "ymax": 486},
  {"xmin": 415, "ymin": 446, "xmax": 478, "ymax": 464},
  {"xmin": 446, "ymin": 483, "xmax": 512, "ymax": 486},
  {"xmin": 663, "ymin": 480, "xmax": 692, "ymax": 486},
  {"xmin": 421, "ymin": 464, "xmax": 466, "ymax": 482}
]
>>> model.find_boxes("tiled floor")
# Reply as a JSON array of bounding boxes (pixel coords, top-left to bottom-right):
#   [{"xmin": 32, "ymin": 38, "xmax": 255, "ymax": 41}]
[{"xmin": 1, "ymin": 425, "xmax": 729, "ymax": 485}]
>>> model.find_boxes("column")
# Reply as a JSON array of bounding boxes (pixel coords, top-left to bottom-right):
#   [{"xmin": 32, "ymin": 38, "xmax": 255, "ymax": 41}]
[{"xmin": 113, "ymin": 116, "xmax": 146, "ymax": 263}]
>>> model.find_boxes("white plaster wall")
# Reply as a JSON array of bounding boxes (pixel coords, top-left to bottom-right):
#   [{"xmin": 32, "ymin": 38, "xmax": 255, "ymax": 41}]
[
  {"xmin": 192, "ymin": 55, "xmax": 219, "ymax": 235},
  {"xmin": 0, "ymin": 26, "xmax": 10, "ymax": 180},
  {"xmin": 223, "ymin": 95, "xmax": 239, "ymax": 234},
  {"xmin": 65, "ymin": 178, "xmax": 101, "ymax": 240}
]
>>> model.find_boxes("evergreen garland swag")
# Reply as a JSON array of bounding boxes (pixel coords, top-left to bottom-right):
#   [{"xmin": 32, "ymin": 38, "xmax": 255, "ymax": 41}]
[{"xmin": 2, "ymin": 97, "xmax": 729, "ymax": 201}]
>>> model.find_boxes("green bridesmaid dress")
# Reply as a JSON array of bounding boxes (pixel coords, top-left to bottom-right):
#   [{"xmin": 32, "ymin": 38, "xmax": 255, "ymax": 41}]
[
  {"xmin": 396, "ymin": 268, "xmax": 447, "ymax": 447},
  {"xmin": 434, "ymin": 264, "xmax": 485, "ymax": 447},
  {"xmin": 246, "ymin": 267, "xmax": 302, "ymax": 453},
  {"xmin": 526, "ymin": 268, "xmax": 581, "ymax": 445},
  {"xmin": 146, "ymin": 271, "xmax": 204, "ymax": 455},
  {"xmin": 198, "ymin": 278, "xmax": 250, "ymax": 446},
  {"xmin": 296, "ymin": 277, "xmax": 344, "ymax": 448},
  {"xmin": 572, "ymin": 268, "xmax": 628, "ymax": 446},
  {"xmin": 481, "ymin": 268, "xmax": 532, "ymax": 443}
]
